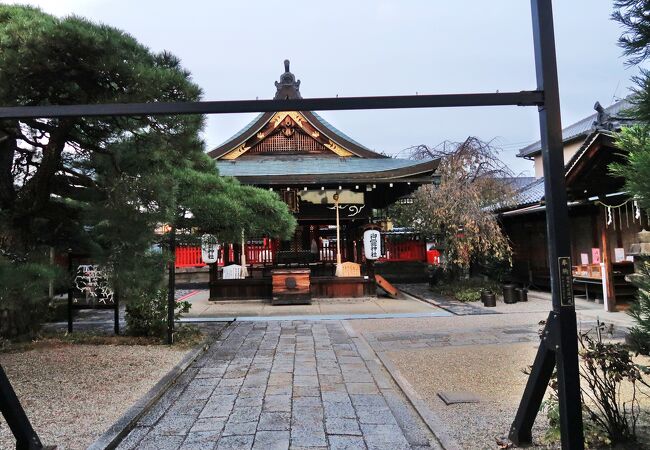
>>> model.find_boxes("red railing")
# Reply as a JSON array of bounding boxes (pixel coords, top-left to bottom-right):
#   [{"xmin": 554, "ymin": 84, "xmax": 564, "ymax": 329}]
[
  {"xmin": 380, "ymin": 239, "xmax": 426, "ymax": 262},
  {"xmin": 175, "ymin": 246, "xmax": 205, "ymax": 268},
  {"xmin": 245, "ymin": 241, "xmax": 276, "ymax": 264},
  {"xmin": 175, "ymin": 246, "xmax": 228, "ymax": 268},
  {"xmin": 176, "ymin": 238, "xmax": 426, "ymax": 267},
  {"xmin": 318, "ymin": 242, "xmax": 348, "ymax": 262}
]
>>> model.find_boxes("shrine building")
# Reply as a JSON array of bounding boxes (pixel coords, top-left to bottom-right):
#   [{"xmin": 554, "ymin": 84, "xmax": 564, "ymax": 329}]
[{"xmin": 177, "ymin": 61, "xmax": 439, "ymax": 300}]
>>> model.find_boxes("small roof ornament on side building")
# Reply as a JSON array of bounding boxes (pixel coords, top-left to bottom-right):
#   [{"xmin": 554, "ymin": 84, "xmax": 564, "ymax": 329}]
[
  {"xmin": 592, "ymin": 101, "xmax": 620, "ymax": 132},
  {"xmin": 274, "ymin": 59, "xmax": 302, "ymax": 100}
]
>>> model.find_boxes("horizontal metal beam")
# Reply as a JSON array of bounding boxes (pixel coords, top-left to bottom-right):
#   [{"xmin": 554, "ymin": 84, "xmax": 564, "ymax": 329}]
[{"xmin": 0, "ymin": 91, "xmax": 544, "ymax": 119}]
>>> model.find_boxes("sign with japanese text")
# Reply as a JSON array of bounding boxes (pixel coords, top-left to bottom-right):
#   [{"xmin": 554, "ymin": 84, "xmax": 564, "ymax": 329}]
[
  {"xmin": 558, "ymin": 256, "xmax": 574, "ymax": 307},
  {"xmin": 363, "ymin": 229, "xmax": 381, "ymax": 260}
]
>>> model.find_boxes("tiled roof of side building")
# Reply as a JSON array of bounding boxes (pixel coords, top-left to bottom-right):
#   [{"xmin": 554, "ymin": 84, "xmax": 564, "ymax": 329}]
[
  {"xmin": 495, "ymin": 177, "xmax": 546, "ymax": 211},
  {"xmin": 517, "ymin": 97, "xmax": 634, "ymax": 158}
]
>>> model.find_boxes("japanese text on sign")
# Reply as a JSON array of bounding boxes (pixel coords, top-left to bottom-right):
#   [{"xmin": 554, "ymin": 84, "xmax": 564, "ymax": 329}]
[{"xmin": 558, "ymin": 256, "xmax": 574, "ymax": 307}]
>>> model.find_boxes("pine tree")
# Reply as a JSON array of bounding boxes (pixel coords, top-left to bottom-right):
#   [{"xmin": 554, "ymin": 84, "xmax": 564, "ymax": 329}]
[
  {"xmin": 612, "ymin": 1, "xmax": 650, "ymax": 353},
  {"xmin": 0, "ymin": 6, "xmax": 296, "ymax": 336}
]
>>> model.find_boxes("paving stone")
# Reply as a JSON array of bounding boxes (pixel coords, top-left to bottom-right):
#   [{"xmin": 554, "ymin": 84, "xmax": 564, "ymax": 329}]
[
  {"xmin": 325, "ymin": 417, "xmax": 362, "ymax": 436},
  {"xmin": 345, "ymin": 383, "xmax": 379, "ymax": 395},
  {"xmin": 349, "ymin": 394, "xmax": 387, "ymax": 408},
  {"xmin": 252, "ymin": 430, "xmax": 291, "ymax": 450},
  {"xmin": 263, "ymin": 394, "xmax": 292, "ymax": 412},
  {"xmin": 239, "ymin": 385, "xmax": 267, "ymax": 398},
  {"xmin": 219, "ymin": 377, "xmax": 245, "ymax": 387},
  {"xmin": 196, "ymin": 367, "xmax": 227, "ymax": 379},
  {"xmin": 321, "ymin": 390, "xmax": 349, "ymax": 402},
  {"xmin": 293, "ymin": 396, "xmax": 321, "ymax": 408},
  {"xmin": 150, "ymin": 414, "xmax": 196, "ymax": 436},
  {"xmin": 200, "ymin": 394, "xmax": 236, "ymax": 418},
  {"xmin": 216, "ymin": 434, "xmax": 254, "ymax": 450},
  {"xmin": 212, "ymin": 385, "xmax": 240, "ymax": 395},
  {"xmin": 228, "ymin": 405, "xmax": 262, "ymax": 423},
  {"xmin": 268, "ymin": 372, "xmax": 292, "ymax": 385},
  {"xmin": 167, "ymin": 397, "xmax": 208, "ymax": 416},
  {"xmin": 235, "ymin": 395, "xmax": 263, "ymax": 407},
  {"xmin": 266, "ymin": 384, "xmax": 293, "ymax": 395},
  {"xmin": 323, "ymin": 401, "xmax": 356, "ymax": 419},
  {"xmin": 222, "ymin": 420, "xmax": 258, "ymax": 436},
  {"xmin": 318, "ymin": 374, "xmax": 344, "ymax": 384},
  {"xmin": 115, "ymin": 426, "xmax": 149, "ymax": 450},
  {"xmin": 290, "ymin": 428, "xmax": 328, "ymax": 448},
  {"xmin": 294, "ymin": 375, "xmax": 319, "ymax": 387},
  {"xmin": 293, "ymin": 385, "xmax": 320, "ymax": 397},
  {"xmin": 327, "ymin": 435, "xmax": 367, "ymax": 450},
  {"xmin": 189, "ymin": 417, "xmax": 226, "ymax": 433},
  {"xmin": 258, "ymin": 411, "xmax": 291, "ymax": 431},
  {"xmin": 360, "ymin": 424, "xmax": 411, "ymax": 450},
  {"xmin": 114, "ymin": 321, "xmax": 435, "ymax": 450},
  {"xmin": 135, "ymin": 433, "xmax": 185, "ymax": 450},
  {"xmin": 180, "ymin": 430, "xmax": 221, "ymax": 449}
]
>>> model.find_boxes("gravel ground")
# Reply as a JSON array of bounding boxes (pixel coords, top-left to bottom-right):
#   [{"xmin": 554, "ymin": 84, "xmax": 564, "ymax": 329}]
[
  {"xmin": 0, "ymin": 343, "xmax": 189, "ymax": 449},
  {"xmin": 348, "ymin": 290, "xmax": 649, "ymax": 450},
  {"xmin": 386, "ymin": 342, "xmax": 553, "ymax": 449}
]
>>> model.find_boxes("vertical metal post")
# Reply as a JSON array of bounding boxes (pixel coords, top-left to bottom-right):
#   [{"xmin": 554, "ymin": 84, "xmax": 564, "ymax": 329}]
[
  {"xmin": 167, "ymin": 228, "xmax": 176, "ymax": 345},
  {"xmin": 67, "ymin": 252, "xmax": 73, "ymax": 334},
  {"xmin": 0, "ymin": 365, "xmax": 44, "ymax": 449},
  {"xmin": 510, "ymin": 1, "xmax": 585, "ymax": 448},
  {"xmin": 114, "ymin": 292, "xmax": 120, "ymax": 335}
]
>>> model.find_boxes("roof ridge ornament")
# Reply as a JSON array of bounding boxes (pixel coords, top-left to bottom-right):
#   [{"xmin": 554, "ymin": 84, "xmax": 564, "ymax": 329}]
[
  {"xmin": 274, "ymin": 59, "xmax": 302, "ymax": 100},
  {"xmin": 592, "ymin": 101, "xmax": 620, "ymax": 132}
]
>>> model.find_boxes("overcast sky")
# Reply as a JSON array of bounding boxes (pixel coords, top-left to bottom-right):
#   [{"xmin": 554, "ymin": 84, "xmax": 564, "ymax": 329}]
[{"xmin": 2, "ymin": 0, "xmax": 638, "ymax": 175}]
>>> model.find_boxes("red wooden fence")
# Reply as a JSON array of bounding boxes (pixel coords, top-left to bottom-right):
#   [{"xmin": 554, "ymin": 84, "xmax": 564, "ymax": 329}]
[
  {"xmin": 175, "ymin": 246, "xmax": 205, "ymax": 268},
  {"xmin": 175, "ymin": 237, "xmax": 426, "ymax": 267},
  {"xmin": 380, "ymin": 239, "xmax": 426, "ymax": 262}
]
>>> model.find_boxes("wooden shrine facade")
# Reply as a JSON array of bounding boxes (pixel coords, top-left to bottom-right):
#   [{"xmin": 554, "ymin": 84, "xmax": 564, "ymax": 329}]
[
  {"xmin": 498, "ymin": 130, "xmax": 645, "ymax": 311},
  {"xmin": 190, "ymin": 61, "xmax": 439, "ymax": 299}
]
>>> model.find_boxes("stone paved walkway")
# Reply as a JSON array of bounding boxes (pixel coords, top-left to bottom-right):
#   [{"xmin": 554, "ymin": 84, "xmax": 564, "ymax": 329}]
[{"xmin": 117, "ymin": 321, "xmax": 441, "ymax": 450}]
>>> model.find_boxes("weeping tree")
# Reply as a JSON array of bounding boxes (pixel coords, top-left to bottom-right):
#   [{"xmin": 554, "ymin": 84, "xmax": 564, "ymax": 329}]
[
  {"xmin": 392, "ymin": 137, "xmax": 514, "ymax": 277},
  {"xmin": 0, "ymin": 5, "xmax": 295, "ymax": 337}
]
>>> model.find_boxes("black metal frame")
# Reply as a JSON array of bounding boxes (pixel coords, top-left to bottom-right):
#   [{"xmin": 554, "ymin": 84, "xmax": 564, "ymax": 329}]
[
  {"xmin": 0, "ymin": 365, "xmax": 44, "ymax": 450},
  {"xmin": 0, "ymin": 0, "xmax": 584, "ymax": 447}
]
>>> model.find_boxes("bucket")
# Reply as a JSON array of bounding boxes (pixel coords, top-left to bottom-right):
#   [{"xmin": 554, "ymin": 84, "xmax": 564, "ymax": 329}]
[
  {"xmin": 516, "ymin": 288, "xmax": 528, "ymax": 302},
  {"xmin": 502, "ymin": 284, "xmax": 517, "ymax": 304}
]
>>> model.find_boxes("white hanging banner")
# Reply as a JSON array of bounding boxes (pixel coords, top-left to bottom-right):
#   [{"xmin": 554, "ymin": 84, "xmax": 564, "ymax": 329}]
[
  {"xmin": 363, "ymin": 229, "xmax": 381, "ymax": 260},
  {"xmin": 201, "ymin": 234, "xmax": 220, "ymax": 264}
]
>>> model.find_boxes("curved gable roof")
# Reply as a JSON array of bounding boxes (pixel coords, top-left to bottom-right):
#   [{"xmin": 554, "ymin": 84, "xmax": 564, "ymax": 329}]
[{"xmin": 208, "ymin": 61, "xmax": 387, "ymax": 160}]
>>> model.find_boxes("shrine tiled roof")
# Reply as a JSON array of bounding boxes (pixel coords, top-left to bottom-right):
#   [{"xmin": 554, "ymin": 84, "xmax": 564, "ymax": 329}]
[
  {"xmin": 310, "ymin": 112, "xmax": 376, "ymax": 154},
  {"xmin": 517, "ymin": 97, "xmax": 633, "ymax": 158},
  {"xmin": 216, "ymin": 156, "xmax": 438, "ymax": 184}
]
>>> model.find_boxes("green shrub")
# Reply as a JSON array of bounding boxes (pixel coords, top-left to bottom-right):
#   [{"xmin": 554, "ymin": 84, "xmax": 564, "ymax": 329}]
[
  {"xmin": 453, "ymin": 287, "xmax": 482, "ymax": 302},
  {"xmin": 536, "ymin": 321, "xmax": 650, "ymax": 447},
  {"xmin": 125, "ymin": 288, "xmax": 190, "ymax": 338},
  {"xmin": 0, "ymin": 256, "xmax": 61, "ymax": 338},
  {"xmin": 433, "ymin": 277, "xmax": 499, "ymax": 302}
]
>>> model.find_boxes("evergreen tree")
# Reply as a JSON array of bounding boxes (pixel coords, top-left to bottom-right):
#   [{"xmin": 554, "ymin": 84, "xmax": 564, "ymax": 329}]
[
  {"xmin": 0, "ymin": 6, "xmax": 295, "ymax": 336},
  {"xmin": 612, "ymin": 1, "xmax": 650, "ymax": 354}
]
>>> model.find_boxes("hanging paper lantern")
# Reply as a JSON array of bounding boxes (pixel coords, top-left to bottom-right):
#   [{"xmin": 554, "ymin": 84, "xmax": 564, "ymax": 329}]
[
  {"xmin": 201, "ymin": 234, "xmax": 220, "ymax": 264},
  {"xmin": 363, "ymin": 229, "xmax": 381, "ymax": 260}
]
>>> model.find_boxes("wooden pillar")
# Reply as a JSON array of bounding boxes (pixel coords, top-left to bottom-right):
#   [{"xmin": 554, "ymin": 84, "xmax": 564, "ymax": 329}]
[{"xmin": 599, "ymin": 207, "xmax": 616, "ymax": 312}]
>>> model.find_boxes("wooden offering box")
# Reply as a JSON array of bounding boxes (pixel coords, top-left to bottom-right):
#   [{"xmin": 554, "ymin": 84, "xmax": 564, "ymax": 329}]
[{"xmin": 271, "ymin": 268, "xmax": 311, "ymax": 305}]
